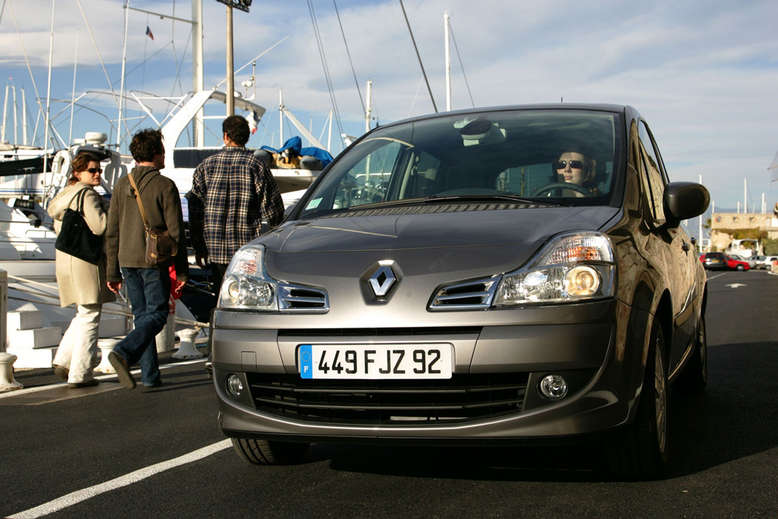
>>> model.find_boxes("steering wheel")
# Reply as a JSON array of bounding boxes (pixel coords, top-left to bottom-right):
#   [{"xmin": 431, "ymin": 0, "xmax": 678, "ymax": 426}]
[{"xmin": 532, "ymin": 182, "xmax": 591, "ymax": 197}]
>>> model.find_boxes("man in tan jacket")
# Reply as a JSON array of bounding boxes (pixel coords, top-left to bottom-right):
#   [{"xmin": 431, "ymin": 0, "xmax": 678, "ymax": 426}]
[{"xmin": 105, "ymin": 129, "xmax": 187, "ymax": 390}]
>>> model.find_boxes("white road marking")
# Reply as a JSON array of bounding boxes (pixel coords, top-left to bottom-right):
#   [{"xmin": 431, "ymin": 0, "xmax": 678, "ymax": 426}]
[
  {"xmin": 725, "ymin": 283, "xmax": 747, "ymax": 288},
  {"xmin": 0, "ymin": 358, "xmax": 207, "ymax": 400},
  {"xmin": 705, "ymin": 273, "xmax": 727, "ymax": 281},
  {"xmin": 8, "ymin": 439, "xmax": 232, "ymax": 519}
]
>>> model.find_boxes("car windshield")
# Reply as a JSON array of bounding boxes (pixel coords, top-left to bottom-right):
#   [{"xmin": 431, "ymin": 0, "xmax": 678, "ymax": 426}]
[{"xmin": 298, "ymin": 109, "xmax": 623, "ymax": 218}]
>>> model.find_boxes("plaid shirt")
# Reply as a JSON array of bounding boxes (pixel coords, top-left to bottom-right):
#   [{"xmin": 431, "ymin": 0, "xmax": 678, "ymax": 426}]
[{"xmin": 188, "ymin": 147, "xmax": 284, "ymax": 264}]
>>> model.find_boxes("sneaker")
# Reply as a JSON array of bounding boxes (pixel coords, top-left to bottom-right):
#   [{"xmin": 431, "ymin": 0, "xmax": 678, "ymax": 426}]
[
  {"xmin": 53, "ymin": 365, "xmax": 69, "ymax": 381},
  {"xmin": 68, "ymin": 379, "xmax": 100, "ymax": 388},
  {"xmin": 141, "ymin": 381, "xmax": 163, "ymax": 392},
  {"xmin": 108, "ymin": 351, "xmax": 136, "ymax": 390}
]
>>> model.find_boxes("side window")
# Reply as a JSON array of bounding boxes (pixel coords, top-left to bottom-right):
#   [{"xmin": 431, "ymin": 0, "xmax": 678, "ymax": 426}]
[
  {"xmin": 331, "ymin": 141, "xmax": 402, "ymax": 209},
  {"xmin": 639, "ymin": 121, "xmax": 666, "ymax": 223}
]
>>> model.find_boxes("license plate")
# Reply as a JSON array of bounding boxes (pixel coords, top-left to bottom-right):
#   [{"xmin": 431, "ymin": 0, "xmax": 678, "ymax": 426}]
[{"xmin": 298, "ymin": 344, "xmax": 453, "ymax": 379}]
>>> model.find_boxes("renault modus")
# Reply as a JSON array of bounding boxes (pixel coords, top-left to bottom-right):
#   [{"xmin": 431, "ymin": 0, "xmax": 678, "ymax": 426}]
[{"xmin": 210, "ymin": 104, "xmax": 710, "ymax": 479}]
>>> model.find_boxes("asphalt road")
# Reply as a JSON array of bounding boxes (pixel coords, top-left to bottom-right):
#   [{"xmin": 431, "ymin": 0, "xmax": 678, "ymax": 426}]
[{"xmin": 1, "ymin": 270, "xmax": 776, "ymax": 518}]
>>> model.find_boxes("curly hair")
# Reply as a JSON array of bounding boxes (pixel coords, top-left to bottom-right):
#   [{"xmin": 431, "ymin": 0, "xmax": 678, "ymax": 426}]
[
  {"xmin": 222, "ymin": 115, "xmax": 250, "ymax": 146},
  {"xmin": 129, "ymin": 128, "xmax": 165, "ymax": 162},
  {"xmin": 68, "ymin": 152, "xmax": 102, "ymax": 185}
]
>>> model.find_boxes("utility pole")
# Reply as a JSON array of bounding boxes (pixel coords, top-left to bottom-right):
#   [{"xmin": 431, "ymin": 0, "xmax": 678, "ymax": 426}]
[
  {"xmin": 216, "ymin": 1, "xmax": 252, "ymax": 116},
  {"xmin": 226, "ymin": 3, "xmax": 234, "ymax": 116},
  {"xmin": 698, "ymin": 174, "xmax": 703, "ymax": 247}
]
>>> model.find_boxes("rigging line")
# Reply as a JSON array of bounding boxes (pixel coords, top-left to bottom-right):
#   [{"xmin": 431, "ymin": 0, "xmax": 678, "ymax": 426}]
[
  {"xmin": 0, "ymin": 0, "xmax": 7, "ymax": 24},
  {"xmin": 75, "ymin": 0, "xmax": 119, "ymax": 107},
  {"xmin": 398, "ymin": 0, "xmax": 437, "ymax": 113},
  {"xmin": 112, "ymin": 41, "xmax": 174, "ymax": 85},
  {"xmin": 7, "ymin": 1, "xmax": 47, "ymax": 147},
  {"xmin": 306, "ymin": 0, "xmax": 344, "ymax": 140},
  {"xmin": 332, "ymin": 0, "xmax": 364, "ymax": 113},
  {"xmin": 170, "ymin": 29, "xmax": 192, "ymax": 97},
  {"xmin": 308, "ymin": 0, "xmax": 342, "ymax": 135},
  {"xmin": 142, "ymin": 13, "xmax": 149, "ymax": 89},
  {"xmin": 448, "ymin": 24, "xmax": 475, "ymax": 108}
]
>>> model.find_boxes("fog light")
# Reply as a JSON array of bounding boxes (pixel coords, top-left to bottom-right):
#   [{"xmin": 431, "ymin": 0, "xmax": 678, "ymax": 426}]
[
  {"xmin": 226, "ymin": 374, "xmax": 244, "ymax": 398},
  {"xmin": 539, "ymin": 374, "xmax": 568, "ymax": 400}
]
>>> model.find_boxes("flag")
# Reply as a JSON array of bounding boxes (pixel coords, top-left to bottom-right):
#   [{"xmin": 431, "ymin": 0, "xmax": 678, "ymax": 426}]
[{"xmin": 145, "ymin": 25, "xmax": 154, "ymax": 41}]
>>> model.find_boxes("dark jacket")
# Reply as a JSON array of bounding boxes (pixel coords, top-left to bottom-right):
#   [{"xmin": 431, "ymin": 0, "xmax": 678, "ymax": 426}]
[{"xmin": 105, "ymin": 165, "xmax": 189, "ymax": 282}]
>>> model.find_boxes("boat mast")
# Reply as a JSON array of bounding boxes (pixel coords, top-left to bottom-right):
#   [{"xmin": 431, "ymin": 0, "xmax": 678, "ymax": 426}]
[
  {"xmin": 68, "ymin": 35, "xmax": 78, "ymax": 145},
  {"xmin": 365, "ymin": 80, "xmax": 372, "ymax": 133},
  {"xmin": 117, "ymin": 0, "xmax": 130, "ymax": 151},
  {"xmin": 1, "ymin": 84, "xmax": 8, "ymax": 143},
  {"xmin": 743, "ymin": 177, "xmax": 747, "ymax": 214},
  {"xmin": 44, "ymin": 0, "xmax": 55, "ymax": 171},
  {"xmin": 11, "ymin": 85, "xmax": 17, "ymax": 145},
  {"xmin": 21, "ymin": 88, "xmax": 27, "ymax": 145},
  {"xmin": 279, "ymin": 89, "xmax": 284, "ymax": 146},
  {"xmin": 193, "ymin": 0, "xmax": 204, "ymax": 146},
  {"xmin": 444, "ymin": 11, "xmax": 451, "ymax": 111}
]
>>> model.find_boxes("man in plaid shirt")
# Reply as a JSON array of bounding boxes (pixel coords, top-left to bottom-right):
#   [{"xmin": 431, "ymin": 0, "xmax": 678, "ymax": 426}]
[{"xmin": 187, "ymin": 115, "xmax": 284, "ymax": 294}]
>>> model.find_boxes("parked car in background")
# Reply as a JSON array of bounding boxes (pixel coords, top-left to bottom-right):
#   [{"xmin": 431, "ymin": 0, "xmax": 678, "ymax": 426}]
[
  {"xmin": 699, "ymin": 252, "xmax": 750, "ymax": 271},
  {"xmin": 728, "ymin": 255, "xmax": 752, "ymax": 271},
  {"xmin": 755, "ymin": 255, "xmax": 778, "ymax": 270},
  {"xmin": 211, "ymin": 104, "xmax": 710, "ymax": 479}
]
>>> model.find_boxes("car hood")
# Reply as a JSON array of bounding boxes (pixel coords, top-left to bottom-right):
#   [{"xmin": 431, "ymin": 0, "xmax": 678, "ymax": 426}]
[{"xmin": 258, "ymin": 205, "xmax": 620, "ymax": 281}]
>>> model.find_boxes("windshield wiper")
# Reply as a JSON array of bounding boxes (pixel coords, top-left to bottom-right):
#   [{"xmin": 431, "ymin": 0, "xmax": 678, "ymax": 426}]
[{"xmin": 421, "ymin": 194, "xmax": 569, "ymax": 206}]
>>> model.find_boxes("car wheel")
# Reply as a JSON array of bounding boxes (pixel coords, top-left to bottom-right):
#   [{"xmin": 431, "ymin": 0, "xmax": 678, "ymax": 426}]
[
  {"xmin": 607, "ymin": 318, "xmax": 670, "ymax": 480},
  {"xmin": 736, "ymin": 265, "xmax": 744, "ymax": 271},
  {"xmin": 231, "ymin": 438, "xmax": 309, "ymax": 465},
  {"xmin": 678, "ymin": 314, "xmax": 707, "ymax": 392}
]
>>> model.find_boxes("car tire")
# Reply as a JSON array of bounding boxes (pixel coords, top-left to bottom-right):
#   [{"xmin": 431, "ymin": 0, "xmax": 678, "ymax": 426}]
[
  {"xmin": 678, "ymin": 314, "xmax": 707, "ymax": 392},
  {"xmin": 231, "ymin": 438, "xmax": 309, "ymax": 465},
  {"xmin": 607, "ymin": 319, "xmax": 670, "ymax": 480},
  {"xmin": 736, "ymin": 265, "xmax": 744, "ymax": 271}
]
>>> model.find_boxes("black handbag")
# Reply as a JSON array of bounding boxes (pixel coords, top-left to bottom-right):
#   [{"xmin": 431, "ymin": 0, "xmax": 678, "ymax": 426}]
[{"xmin": 54, "ymin": 188, "xmax": 104, "ymax": 265}]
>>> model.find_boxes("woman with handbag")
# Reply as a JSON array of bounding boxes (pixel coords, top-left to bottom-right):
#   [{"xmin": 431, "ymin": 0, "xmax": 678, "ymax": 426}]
[{"xmin": 47, "ymin": 152, "xmax": 114, "ymax": 388}]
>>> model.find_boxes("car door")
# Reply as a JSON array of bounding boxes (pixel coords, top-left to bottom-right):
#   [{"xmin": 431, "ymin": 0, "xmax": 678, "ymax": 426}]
[{"xmin": 637, "ymin": 121, "xmax": 696, "ymax": 370}]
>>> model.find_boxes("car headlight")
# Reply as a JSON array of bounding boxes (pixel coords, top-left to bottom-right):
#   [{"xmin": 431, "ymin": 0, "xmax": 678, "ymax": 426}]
[
  {"xmin": 493, "ymin": 231, "xmax": 615, "ymax": 306},
  {"xmin": 217, "ymin": 244, "xmax": 279, "ymax": 311}
]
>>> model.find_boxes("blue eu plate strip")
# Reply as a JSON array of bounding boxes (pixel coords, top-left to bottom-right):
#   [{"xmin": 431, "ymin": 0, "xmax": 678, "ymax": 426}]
[{"xmin": 299, "ymin": 344, "xmax": 313, "ymax": 379}]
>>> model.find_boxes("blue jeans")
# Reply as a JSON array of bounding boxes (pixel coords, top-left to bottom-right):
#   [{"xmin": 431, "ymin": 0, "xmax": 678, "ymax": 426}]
[{"xmin": 113, "ymin": 267, "xmax": 170, "ymax": 386}]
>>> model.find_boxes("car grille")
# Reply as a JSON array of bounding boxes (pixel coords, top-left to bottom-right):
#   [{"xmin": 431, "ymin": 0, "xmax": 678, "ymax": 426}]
[
  {"xmin": 428, "ymin": 276, "xmax": 500, "ymax": 310},
  {"xmin": 277, "ymin": 284, "xmax": 329, "ymax": 313},
  {"xmin": 246, "ymin": 372, "xmax": 529, "ymax": 425}
]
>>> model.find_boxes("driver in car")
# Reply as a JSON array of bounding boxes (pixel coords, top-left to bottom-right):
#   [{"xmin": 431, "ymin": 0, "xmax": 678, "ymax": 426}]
[{"xmin": 554, "ymin": 151, "xmax": 599, "ymax": 197}]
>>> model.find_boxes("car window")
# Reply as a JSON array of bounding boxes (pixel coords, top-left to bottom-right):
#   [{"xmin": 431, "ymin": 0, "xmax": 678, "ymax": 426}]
[
  {"xmin": 299, "ymin": 110, "xmax": 623, "ymax": 218},
  {"xmin": 638, "ymin": 121, "xmax": 666, "ymax": 223}
]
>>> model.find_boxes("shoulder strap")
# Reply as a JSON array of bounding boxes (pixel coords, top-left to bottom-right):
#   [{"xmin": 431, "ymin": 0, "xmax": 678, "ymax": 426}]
[
  {"xmin": 127, "ymin": 173, "xmax": 150, "ymax": 230},
  {"xmin": 67, "ymin": 187, "xmax": 90, "ymax": 214}
]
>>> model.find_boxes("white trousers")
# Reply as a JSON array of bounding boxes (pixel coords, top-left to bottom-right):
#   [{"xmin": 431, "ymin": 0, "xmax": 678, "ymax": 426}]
[{"xmin": 53, "ymin": 303, "xmax": 101, "ymax": 383}]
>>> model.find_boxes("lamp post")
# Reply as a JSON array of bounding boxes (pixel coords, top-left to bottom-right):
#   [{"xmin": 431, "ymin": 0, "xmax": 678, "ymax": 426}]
[{"xmin": 216, "ymin": 0, "xmax": 252, "ymax": 116}]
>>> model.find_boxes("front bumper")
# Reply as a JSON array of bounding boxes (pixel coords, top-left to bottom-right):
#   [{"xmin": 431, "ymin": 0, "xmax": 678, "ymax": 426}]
[{"xmin": 211, "ymin": 298, "xmax": 643, "ymax": 442}]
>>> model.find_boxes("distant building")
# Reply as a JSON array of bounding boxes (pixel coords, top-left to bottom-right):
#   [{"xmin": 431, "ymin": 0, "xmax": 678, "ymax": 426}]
[{"xmin": 709, "ymin": 206, "xmax": 778, "ymax": 251}]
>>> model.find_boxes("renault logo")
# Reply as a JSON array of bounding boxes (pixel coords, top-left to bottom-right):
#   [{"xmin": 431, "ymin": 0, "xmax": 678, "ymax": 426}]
[{"xmin": 368, "ymin": 265, "xmax": 397, "ymax": 297}]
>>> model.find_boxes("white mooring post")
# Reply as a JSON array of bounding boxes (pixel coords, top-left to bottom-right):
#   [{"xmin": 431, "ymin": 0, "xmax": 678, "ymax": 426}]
[
  {"xmin": 173, "ymin": 328, "xmax": 203, "ymax": 360},
  {"xmin": 0, "ymin": 269, "xmax": 24, "ymax": 392}
]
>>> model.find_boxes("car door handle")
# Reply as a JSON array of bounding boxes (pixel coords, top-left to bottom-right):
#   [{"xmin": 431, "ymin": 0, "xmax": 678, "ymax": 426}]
[{"xmin": 682, "ymin": 241, "xmax": 690, "ymax": 252}]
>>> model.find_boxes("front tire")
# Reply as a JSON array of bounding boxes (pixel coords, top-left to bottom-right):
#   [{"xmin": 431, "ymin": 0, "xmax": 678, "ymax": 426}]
[
  {"xmin": 607, "ymin": 319, "xmax": 670, "ymax": 479},
  {"xmin": 231, "ymin": 438, "xmax": 309, "ymax": 465},
  {"xmin": 736, "ymin": 265, "xmax": 744, "ymax": 271}
]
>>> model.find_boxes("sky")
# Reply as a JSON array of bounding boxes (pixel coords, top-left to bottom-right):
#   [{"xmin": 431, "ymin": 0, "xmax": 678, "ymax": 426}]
[{"xmin": 1, "ymin": 0, "xmax": 777, "ymax": 215}]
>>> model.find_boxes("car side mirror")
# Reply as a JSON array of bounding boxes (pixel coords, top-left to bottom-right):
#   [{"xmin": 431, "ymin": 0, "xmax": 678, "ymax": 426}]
[{"xmin": 663, "ymin": 182, "xmax": 710, "ymax": 227}]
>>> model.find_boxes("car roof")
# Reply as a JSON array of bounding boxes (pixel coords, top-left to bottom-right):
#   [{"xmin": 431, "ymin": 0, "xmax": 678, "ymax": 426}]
[{"xmin": 377, "ymin": 103, "xmax": 634, "ymax": 131}]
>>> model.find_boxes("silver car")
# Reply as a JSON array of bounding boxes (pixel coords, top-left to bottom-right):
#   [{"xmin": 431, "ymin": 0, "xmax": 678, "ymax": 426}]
[{"xmin": 211, "ymin": 104, "xmax": 710, "ymax": 479}]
